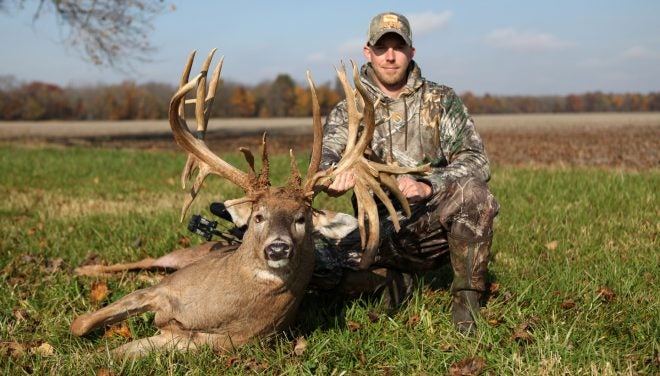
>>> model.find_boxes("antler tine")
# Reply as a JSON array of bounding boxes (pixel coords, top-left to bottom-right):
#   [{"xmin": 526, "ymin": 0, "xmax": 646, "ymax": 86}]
[
  {"xmin": 177, "ymin": 50, "xmax": 196, "ymax": 125},
  {"xmin": 288, "ymin": 149, "xmax": 303, "ymax": 189},
  {"xmin": 350, "ymin": 61, "xmax": 378, "ymax": 155},
  {"xmin": 169, "ymin": 51, "xmax": 252, "ymax": 221},
  {"xmin": 334, "ymin": 61, "xmax": 361, "ymax": 152},
  {"xmin": 303, "ymin": 70, "xmax": 323, "ymax": 194},
  {"xmin": 194, "ymin": 48, "xmax": 217, "ymax": 138},
  {"xmin": 204, "ymin": 54, "xmax": 223, "ymax": 125},
  {"xmin": 257, "ymin": 132, "xmax": 270, "ymax": 188}
]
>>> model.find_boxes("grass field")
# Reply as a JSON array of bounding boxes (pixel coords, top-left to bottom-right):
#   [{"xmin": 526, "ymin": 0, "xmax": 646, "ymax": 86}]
[{"xmin": 0, "ymin": 144, "xmax": 658, "ymax": 374}]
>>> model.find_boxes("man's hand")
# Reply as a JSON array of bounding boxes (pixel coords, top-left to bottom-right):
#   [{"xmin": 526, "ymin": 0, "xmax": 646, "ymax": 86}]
[
  {"xmin": 325, "ymin": 170, "xmax": 356, "ymax": 197},
  {"xmin": 398, "ymin": 176, "xmax": 432, "ymax": 203}
]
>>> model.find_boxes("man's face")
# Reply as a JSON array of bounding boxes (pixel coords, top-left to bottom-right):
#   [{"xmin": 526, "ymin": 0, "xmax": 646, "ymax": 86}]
[{"xmin": 363, "ymin": 33, "xmax": 415, "ymax": 90}]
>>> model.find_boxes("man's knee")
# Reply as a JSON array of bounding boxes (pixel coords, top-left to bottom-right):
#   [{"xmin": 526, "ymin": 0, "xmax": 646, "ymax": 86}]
[{"xmin": 441, "ymin": 177, "xmax": 499, "ymax": 239}]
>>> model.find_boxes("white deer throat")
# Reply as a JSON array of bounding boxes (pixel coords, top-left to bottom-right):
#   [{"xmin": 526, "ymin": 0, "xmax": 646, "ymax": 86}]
[
  {"xmin": 267, "ymin": 259, "xmax": 290, "ymax": 269},
  {"xmin": 254, "ymin": 268, "xmax": 289, "ymax": 283}
]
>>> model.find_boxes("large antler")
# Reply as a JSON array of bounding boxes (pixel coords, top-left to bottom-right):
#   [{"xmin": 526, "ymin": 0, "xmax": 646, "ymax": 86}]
[
  {"xmin": 309, "ymin": 61, "xmax": 430, "ymax": 269},
  {"xmin": 170, "ymin": 50, "xmax": 267, "ymax": 221},
  {"xmin": 171, "ymin": 50, "xmax": 324, "ymax": 221}
]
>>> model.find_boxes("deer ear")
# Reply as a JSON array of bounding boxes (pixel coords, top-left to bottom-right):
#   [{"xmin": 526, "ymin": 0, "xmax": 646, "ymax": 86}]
[
  {"xmin": 312, "ymin": 210, "xmax": 358, "ymax": 240},
  {"xmin": 224, "ymin": 198, "xmax": 254, "ymax": 228}
]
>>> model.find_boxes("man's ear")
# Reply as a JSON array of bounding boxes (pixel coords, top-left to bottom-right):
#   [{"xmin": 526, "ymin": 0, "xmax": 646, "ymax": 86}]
[{"xmin": 363, "ymin": 45, "xmax": 372, "ymax": 62}]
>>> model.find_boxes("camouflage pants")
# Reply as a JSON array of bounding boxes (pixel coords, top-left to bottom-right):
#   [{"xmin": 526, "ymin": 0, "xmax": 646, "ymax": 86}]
[{"xmin": 311, "ymin": 176, "xmax": 499, "ymax": 290}]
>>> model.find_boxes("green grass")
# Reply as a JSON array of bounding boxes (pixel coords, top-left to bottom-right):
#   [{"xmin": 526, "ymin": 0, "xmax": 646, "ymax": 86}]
[{"xmin": 0, "ymin": 145, "xmax": 658, "ymax": 374}]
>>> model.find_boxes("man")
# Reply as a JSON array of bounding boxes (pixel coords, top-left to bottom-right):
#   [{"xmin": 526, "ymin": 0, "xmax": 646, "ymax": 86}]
[{"xmin": 315, "ymin": 12, "xmax": 499, "ymax": 335}]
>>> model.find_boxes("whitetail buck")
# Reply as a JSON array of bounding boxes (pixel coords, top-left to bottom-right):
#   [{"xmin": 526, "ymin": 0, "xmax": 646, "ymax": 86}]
[{"xmin": 70, "ymin": 49, "xmax": 429, "ymax": 357}]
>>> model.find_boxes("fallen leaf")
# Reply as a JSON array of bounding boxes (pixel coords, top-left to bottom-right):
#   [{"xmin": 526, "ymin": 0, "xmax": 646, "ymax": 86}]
[
  {"xmin": 501, "ymin": 291, "xmax": 514, "ymax": 304},
  {"xmin": 357, "ymin": 351, "xmax": 366, "ymax": 365},
  {"xmin": 0, "ymin": 341, "xmax": 27, "ymax": 358},
  {"xmin": 510, "ymin": 316, "xmax": 540, "ymax": 344},
  {"xmin": 178, "ymin": 235, "xmax": 191, "ymax": 247},
  {"xmin": 346, "ymin": 321, "xmax": 361, "ymax": 331},
  {"xmin": 13, "ymin": 308, "xmax": 29, "ymax": 323},
  {"xmin": 407, "ymin": 314, "xmax": 421, "ymax": 328},
  {"xmin": 90, "ymin": 281, "xmax": 110, "ymax": 303},
  {"xmin": 80, "ymin": 253, "xmax": 106, "ymax": 267},
  {"xmin": 448, "ymin": 356, "xmax": 487, "ymax": 376},
  {"xmin": 596, "ymin": 286, "xmax": 616, "ymax": 302},
  {"xmin": 488, "ymin": 282, "xmax": 500, "ymax": 293},
  {"xmin": 367, "ymin": 311, "xmax": 381, "ymax": 322},
  {"xmin": 32, "ymin": 342, "xmax": 55, "ymax": 356},
  {"xmin": 224, "ymin": 355, "xmax": 240, "ymax": 367},
  {"xmin": 96, "ymin": 368, "xmax": 115, "ymax": 376},
  {"xmin": 560, "ymin": 298, "xmax": 576, "ymax": 310},
  {"xmin": 510, "ymin": 329, "xmax": 532, "ymax": 343},
  {"xmin": 439, "ymin": 343, "xmax": 454, "ymax": 352},
  {"xmin": 104, "ymin": 322, "xmax": 132, "ymax": 339},
  {"xmin": 43, "ymin": 257, "xmax": 64, "ymax": 273},
  {"xmin": 545, "ymin": 240, "xmax": 559, "ymax": 250},
  {"xmin": 292, "ymin": 336, "xmax": 307, "ymax": 356}
]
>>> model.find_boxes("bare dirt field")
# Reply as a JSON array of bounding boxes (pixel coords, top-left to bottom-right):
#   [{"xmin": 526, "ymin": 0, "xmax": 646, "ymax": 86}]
[{"xmin": 1, "ymin": 113, "xmax": 658, "ymax": 170}]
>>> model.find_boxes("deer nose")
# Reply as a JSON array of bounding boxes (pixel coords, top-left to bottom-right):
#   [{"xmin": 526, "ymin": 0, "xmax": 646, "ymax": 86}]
[{"xmin": 265, "ymin": 241, "xmax": 292, "ymax": 262}]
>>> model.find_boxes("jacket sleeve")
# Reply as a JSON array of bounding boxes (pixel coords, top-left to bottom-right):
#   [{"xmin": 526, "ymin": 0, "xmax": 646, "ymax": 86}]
[
  {"xmin": 320, "ymin": 99, "xmax": 349, "ymax": 171},
  {"xmin": 427, "ymin": 90, "xmax": 491, "ymax": 192}
]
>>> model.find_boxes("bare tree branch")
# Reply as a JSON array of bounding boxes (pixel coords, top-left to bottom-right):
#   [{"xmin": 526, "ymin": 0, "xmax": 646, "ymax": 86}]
[{"xmin": 1, "ymin": 0, "xmax": 172, "ymax": 68}]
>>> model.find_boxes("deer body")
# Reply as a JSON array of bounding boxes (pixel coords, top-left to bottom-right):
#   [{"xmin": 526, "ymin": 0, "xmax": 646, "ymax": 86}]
[{"xmin": 71, "ymin": 190, "xmax": 315, "ymax": 356}]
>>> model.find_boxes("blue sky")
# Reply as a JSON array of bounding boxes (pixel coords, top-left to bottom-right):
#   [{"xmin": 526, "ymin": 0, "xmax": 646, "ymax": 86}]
[{"xmin": 1, "ymin": 0, "xmax": 659, "ymax": 95}]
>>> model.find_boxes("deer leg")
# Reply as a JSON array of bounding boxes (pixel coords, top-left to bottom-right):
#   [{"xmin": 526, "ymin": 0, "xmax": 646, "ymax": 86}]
[
  {"xmin": 74, "ymin": 257, "xmax": 159, "ymax": 276},
  {"xmin": 71, "ymin": 286, "xmax": 166, "ymax": 337},
  {"xmin": 110, "ymin": 331, "xmax": 201, "ymax": 359},
  {"xmin": 74, "ymin": 242, "xmax": 229, "ymax": 276}
]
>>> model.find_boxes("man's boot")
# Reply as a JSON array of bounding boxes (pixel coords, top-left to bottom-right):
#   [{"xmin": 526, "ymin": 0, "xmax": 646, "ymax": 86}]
[{"xmin": 448, "ymin": 233, "xmax": 492, "ymax": 335}]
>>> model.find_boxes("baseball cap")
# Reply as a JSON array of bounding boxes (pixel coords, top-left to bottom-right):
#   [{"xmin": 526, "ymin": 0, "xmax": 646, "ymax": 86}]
[{"xmin": 367, "ymin": 12, "xmax": 412, "ymax": 47}]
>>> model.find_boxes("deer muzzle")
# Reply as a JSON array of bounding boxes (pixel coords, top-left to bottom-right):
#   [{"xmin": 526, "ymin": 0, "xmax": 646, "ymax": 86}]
[{"xmin": 264, "ymin": 240, "xmax": 293, "ymax": 268}]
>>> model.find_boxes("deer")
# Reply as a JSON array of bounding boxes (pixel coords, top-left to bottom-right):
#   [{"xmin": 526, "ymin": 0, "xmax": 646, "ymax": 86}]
[{"xmin": 70, "ymin": 49, "xmax": 430, "ymax": 358}]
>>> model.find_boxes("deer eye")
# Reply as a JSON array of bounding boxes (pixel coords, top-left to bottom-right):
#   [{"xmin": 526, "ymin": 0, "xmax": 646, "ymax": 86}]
[
  {"xmin": 295, "ymin": 215, "xmax": 306, "ymax": 225},
  {"xmin": 253, "ymin": 214, "xmax": 265, "ymax": 223}
]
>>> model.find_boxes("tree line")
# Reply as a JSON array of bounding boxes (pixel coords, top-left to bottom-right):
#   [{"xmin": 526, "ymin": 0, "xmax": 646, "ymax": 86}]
[{"xmin": 1, "ymin": 75, "xmax": 659, "ymax": 121}]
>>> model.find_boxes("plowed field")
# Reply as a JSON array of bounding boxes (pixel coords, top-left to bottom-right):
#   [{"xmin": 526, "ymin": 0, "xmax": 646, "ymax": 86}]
[{"xmin": 2, "ymin": 113, "xmax": 658, "ymax": 170}]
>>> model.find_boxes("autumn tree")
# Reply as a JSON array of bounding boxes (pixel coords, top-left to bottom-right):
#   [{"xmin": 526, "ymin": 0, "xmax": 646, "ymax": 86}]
[
  {"xmin": 316, "ymin": 83, "xmax": 342, "ymax": 115},
  {"xmin": 229, "ymin": 85, "xmax": 257, "ymax": 117},
  {"xmin": 266, "ymin": 74, "xmax": 296, "ymax": 117},
  {"xmin": 291, "ymin": 86, "xmax": 311, "ymax": 117}
]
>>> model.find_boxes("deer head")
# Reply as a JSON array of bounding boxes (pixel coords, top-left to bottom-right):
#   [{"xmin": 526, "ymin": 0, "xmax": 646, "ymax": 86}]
[{"xmin": 169, "ymin": 49, "xmax": 325, "ymax": 275}]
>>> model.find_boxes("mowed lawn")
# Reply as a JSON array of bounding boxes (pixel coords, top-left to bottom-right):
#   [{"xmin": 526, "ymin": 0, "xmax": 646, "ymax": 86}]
[{"xmin": 0, "ymin": 140, "xmax": 657, "ymax": 374}]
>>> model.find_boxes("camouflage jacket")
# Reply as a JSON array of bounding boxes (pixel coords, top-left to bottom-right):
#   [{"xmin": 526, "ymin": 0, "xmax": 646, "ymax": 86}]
[{"xmin": 321, "ymin": 62, "xmax": 491, "ymax": 193}]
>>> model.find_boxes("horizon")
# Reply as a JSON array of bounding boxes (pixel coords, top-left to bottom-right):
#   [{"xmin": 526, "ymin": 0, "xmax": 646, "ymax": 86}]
[{"xmin": 1, "ymin": 1, "xmax": 658, "ymax": 96}]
